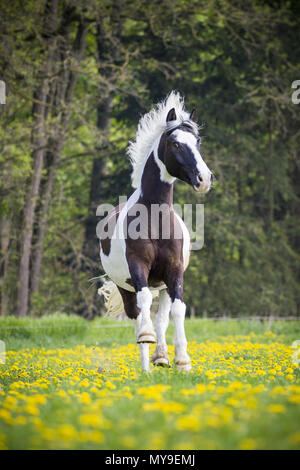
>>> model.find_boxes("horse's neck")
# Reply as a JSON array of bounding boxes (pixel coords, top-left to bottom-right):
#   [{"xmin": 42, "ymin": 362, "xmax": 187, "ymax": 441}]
[{"xmin": 140, "ymin": 151, "xmax": 174, "ymax": 206}]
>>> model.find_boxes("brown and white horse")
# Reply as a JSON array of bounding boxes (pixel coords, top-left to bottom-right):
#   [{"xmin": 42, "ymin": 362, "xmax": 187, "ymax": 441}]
[{"xmin": 98, "ymin": 92, "xmax": 213, "ymax": 372}]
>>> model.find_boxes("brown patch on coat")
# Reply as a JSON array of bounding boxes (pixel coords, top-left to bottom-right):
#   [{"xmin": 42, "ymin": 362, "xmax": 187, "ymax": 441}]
[{"xmin": 117, "ymin": 286, "xmax": 140, "ymax": 319}]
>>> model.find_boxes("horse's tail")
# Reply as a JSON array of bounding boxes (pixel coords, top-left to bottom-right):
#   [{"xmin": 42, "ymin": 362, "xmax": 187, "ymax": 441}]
[
  {"xmin": 97, "ymin": 275, "xmax": 161, "ymax": 318},
  {"xmin": 97, "ymin": 276, "xmax": 125, "ymax": 318}
]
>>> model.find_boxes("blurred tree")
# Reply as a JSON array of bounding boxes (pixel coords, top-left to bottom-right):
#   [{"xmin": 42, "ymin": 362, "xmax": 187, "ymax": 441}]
[{"xmin": 0, "ymin": 0, "xmax": 299, "ymax": 318}]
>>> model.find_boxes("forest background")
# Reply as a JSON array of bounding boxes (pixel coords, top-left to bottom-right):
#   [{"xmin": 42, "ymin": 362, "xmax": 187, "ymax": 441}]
[{"xmin": 0, "ymin": 0, "xmax": 299, "ymax": 319}]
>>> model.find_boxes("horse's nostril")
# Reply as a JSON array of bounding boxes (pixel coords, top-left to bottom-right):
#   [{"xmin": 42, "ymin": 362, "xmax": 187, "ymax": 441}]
[{"xmin": 197, "ymin": 174, "xmax": 203, "ymax": 183}]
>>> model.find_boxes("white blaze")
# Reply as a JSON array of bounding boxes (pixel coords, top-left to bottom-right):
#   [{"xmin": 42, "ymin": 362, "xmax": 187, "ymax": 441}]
[{"xmin": 172, "ymin": 129, "xmax": 212, "ymax": 191}]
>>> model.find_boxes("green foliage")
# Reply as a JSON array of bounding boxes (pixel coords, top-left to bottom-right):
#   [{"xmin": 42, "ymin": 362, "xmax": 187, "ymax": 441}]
[{"xmin": 0, "ymin": 0, "xmax": 299, "ymax": 317}]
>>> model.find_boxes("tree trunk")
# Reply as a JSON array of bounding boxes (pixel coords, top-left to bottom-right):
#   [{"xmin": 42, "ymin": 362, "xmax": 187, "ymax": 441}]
[
  {"xmin": 82, "ymin": 99, "xmax": 113, "ymax": 264},
  {"xmin": 30, "ymin": 141, "xmax": 61, "ymax": 295},
  {"xmin": 237, "ymin": 170, "xmax": 244, "ymax": 267},
  {"xmin": 82, "ymin": 12, "xmax": 122, "ymax": 266},
  {"xmin": 80, "ymin": 15, "xmax": 123, "ymax": 318},
  {"xmin": 0, "ymin": 217, "xmax": 11, "ymax": 316},
  {"xmin": 30, "ymin": 14, "xmax": 88, "ymax": 297},
  {"xmin": 16, "ymin": 85, "xmax": 48, "ymax": 316},
  {"xmin": 15, "ymin": 0, "xmax": 59, "ymax": 316},
  {"xmin": 268, "ymin": 115, "xmax": 274, "ymax": 228}
]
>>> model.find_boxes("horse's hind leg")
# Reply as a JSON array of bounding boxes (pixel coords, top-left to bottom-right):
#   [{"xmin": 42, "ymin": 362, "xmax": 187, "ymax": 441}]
[{"xmin": 151, "ymin": 289, "xmax": 171, "ymax": 367}]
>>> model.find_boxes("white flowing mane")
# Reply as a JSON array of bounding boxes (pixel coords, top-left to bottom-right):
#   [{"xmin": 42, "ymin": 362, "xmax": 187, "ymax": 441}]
[{"xmin": 127, "ymin": 91, "xmax": 199, "ymax": 189}]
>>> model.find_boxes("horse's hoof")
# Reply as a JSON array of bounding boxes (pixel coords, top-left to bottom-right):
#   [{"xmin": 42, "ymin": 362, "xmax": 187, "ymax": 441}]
[
  {"xmin": 137, "ymin": 333, "xmax": 156, "ymax": 344},
  {"xmin": 175, "ymin": 361, "xmax": 192, "ymax": 372},
  {"xmin": 152, "ymin": 357, "xmax": 170, "ymax": 368}
]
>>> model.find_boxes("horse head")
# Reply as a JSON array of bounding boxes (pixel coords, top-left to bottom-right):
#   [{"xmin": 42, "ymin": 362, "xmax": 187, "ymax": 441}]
[{"xmin": 158, "ymin": 107, "xmax": 214, "ymax": 193}]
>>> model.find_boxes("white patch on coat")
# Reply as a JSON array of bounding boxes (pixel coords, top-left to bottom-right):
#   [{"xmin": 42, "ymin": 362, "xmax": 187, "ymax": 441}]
[
  {"xmin": 100, "ymin": 189, "xmax": 141, "ymax": 292},
  {"xmin": 174, "ymin": 211, "xmax": 190, "ymax": 271}
]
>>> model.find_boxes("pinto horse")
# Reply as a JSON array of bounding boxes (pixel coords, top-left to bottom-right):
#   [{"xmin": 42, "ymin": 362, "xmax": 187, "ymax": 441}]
[{"xmin": 98, "ymin": 92, "xmax": 213, "ymax": 372}]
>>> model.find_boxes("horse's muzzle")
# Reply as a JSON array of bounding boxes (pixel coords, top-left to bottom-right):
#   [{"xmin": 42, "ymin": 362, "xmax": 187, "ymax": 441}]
[{"xmin": 192, "ymin": 173, "xmax": 212, "ymax": 193}]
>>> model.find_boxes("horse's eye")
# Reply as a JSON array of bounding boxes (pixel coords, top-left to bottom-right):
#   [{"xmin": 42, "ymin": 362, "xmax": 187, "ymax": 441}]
[{"xmin": 173, "ymin": 142, "xmax": 180, "ymax": 149}]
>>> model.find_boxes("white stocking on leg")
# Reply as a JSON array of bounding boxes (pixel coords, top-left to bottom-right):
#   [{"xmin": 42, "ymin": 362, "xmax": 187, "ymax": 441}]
[
  {"xmin": 171, "ymin": 299, "xmax": 191, "ymax": 371},
  {"xmin": 139, "ymin": 343, "xmax": 150, "ymax": 373},
  {"xmin": 136, "ymin": 287, "xmax": 156, "ymax": 344},
  {"xmin": 151, "ymin": 289, "xmax": 171, "ymax": 367}
]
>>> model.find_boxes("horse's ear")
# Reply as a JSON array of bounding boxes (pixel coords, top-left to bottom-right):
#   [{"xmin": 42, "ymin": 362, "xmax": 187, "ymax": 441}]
[
  {"xmin": 166, "ymin": 108, "xmax": 177, "ymax": 122},
  {"xmin": 190, "ymin": 108, "xmax": 198, "ymax": 123}
]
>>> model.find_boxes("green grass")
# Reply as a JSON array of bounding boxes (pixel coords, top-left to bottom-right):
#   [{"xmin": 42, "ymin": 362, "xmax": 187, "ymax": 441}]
[
  {"xmin": 0, "ymin": 314, "xmax": 300, "ymax": 450},
  {"xmin": 1, "ymin": 312, "xmax": 299, "ymax": 350}
]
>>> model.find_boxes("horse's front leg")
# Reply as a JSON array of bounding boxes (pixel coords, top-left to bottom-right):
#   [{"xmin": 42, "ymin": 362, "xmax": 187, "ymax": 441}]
[
  {"xmin": 171, "ymin": 299, "xmax": 191, "ymax": 371},
  {"xmin": 134, "ymin": 288, "xmax": 156, "ymax": 373},
  {"xmin": 118, "ymin": 284, "xmax": 154, "ymax": 373},
  {"xmin": 128, "ymin": 263, "xmax": 156, "ymax": 372},
  {"xmin": 166, "ymin": 270, "xmax": 191, "ymax": 371},
  {"xmin": 151, "ymin": 289, "xmax": 171, "ymax": 367},
  {"xmin": 135, "ymin": 287, "xmax": 156, "ymax": 344},
  {"xmin": 138, "ymin": 343, "xmax": 150, "ymax": 373}
]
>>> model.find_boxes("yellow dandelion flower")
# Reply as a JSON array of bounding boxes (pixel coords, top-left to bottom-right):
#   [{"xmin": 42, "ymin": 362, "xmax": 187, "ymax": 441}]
[
  {"xmin": 105, "ymin": 381, "xmax": 116, "ymax": 390},
  {"xmin": 289, "ymin": 395, "xmax": 300, "ymax": 404},
  {"xmin": 80, "ymin": 413, "xmax": 111, "ymax": 429},
  {"xmin": 286, "ymin": 374, "xmax": 294, "ymax": 380},
  {"xmin": 57, "ymin": 424, "xmax": 76, "ymax": 441},
  {"xmin": 239, "ymin": 438, "xmax": 257, "ymax": 450},
  {"xmin": 78, "ymin": 430, "xmax": 104, "ymax": 443},
  {"xmin": 268, "ymin": 404, "xmax": 286, "ymax": 413},
  {"xmin": 0, "ymin": 431, "xmax": 7, "ymax": 450},
  {"xmin": 15, "ymin": 415, "xmax": 27, "ymax": 425},
  {"xmin": 0, "ymin": 408, "xmax": 13, "ymax": 424},
  {"xmin": 176, "ymin": 414, "xmax": 201, "ymax": 431},
  {"xmin": 79, "ymin": 379, "xmax": 89, "ymax": 387},
  {"xmin": 121, "ymin": 436, "xmax": 136, "ymax": 448},
  {"xmin": 79, "ymin": 392, "xmax": 91, "ymax": 404},
  {"xmin": 289, "ymin": 432, "xmax": 300, "ymax": 445},
  {"xmin": 205, "ymin": 416, "xmax": 220, "ymax": 428},
  {"xmin": 180, "ymin": 388, "xmax": 196, "ymax": 396},
  {"xmin": 226, "ymin": 397, "xmax": 239, "ymax": 407},
  {"xmin": 24, "ymin": 404, "xmax": 40, "ymax": 416}
]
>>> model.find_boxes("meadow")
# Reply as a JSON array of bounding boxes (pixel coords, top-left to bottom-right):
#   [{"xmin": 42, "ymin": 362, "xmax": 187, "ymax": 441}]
[{"xmin": 0, "ymin": 314, "xmax": 300, "ymax": 450}]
